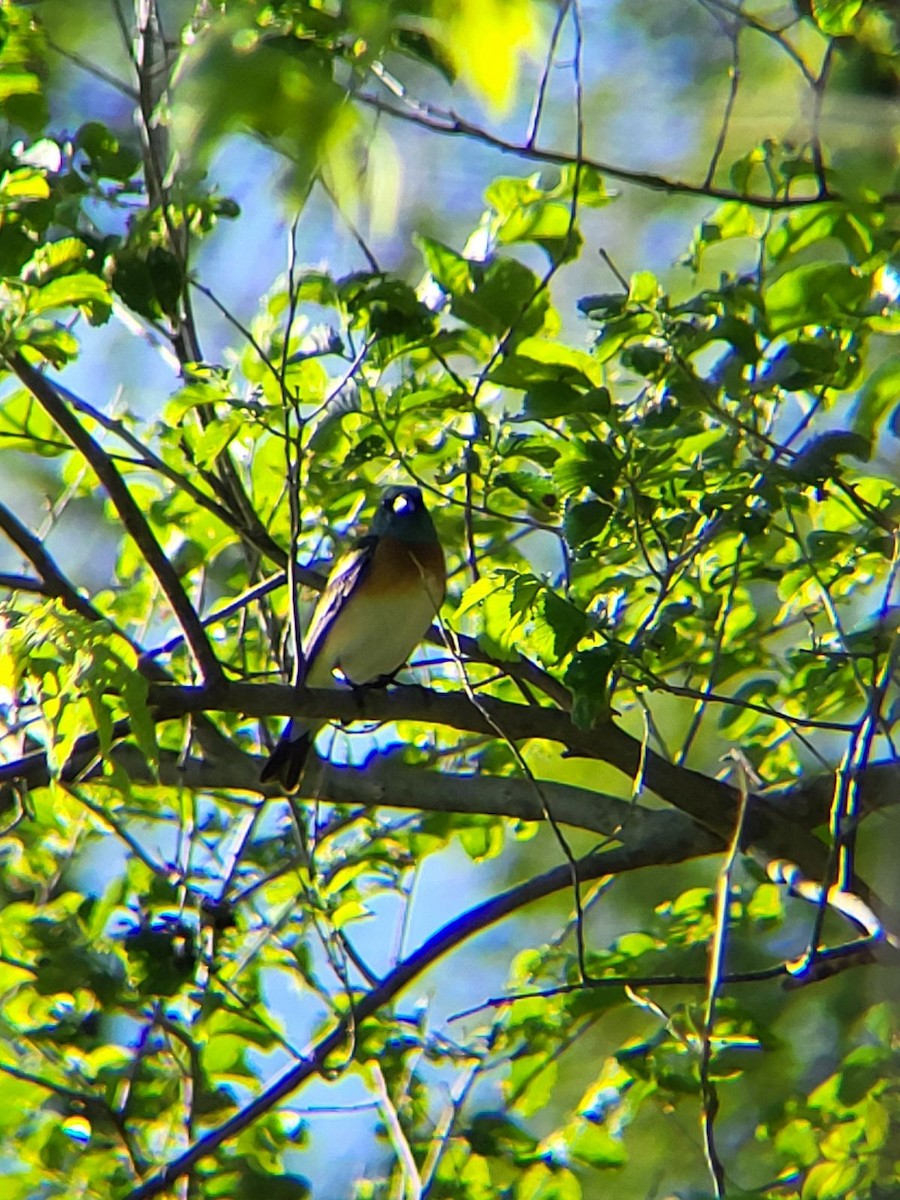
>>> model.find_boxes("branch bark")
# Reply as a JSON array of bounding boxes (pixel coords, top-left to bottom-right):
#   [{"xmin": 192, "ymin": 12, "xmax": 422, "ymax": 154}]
[
  {"xmin": 7, "ymin": 352, "xmax": 224, "ymax": 685},
  {"xmin": 354, "ymin": 91, "xmax": 900, "ymax": 210},
  {"xmin": 1, "ymin": 677, "xmax": 872, "ymax": 881}
]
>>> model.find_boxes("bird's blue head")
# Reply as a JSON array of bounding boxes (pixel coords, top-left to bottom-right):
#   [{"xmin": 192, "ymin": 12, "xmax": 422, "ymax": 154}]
[{"xmin": 370, "ymin": 486, "xmax": 438, "ymax": 544}]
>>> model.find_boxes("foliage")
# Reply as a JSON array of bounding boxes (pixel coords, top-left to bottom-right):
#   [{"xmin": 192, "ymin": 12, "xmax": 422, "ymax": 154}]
[{"xmin": 0, "ymin": 1, "xmax": 898, "ymax": 1198}]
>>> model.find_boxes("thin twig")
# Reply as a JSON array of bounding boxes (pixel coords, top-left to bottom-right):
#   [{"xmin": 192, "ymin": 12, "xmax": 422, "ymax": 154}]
[
  {"xmin": 700, "ymin": 750, "xmax": 758, "ymax": 1198},
  {"xmin": 526, "ymin": 0, "xmax": 571, "ymax": 147},
  {"xmin": 702, "ymin": 8, "xmax": 742, "ymax": 188},
  {"xmin": 677, "ymin": 544, "xmax": 744, "ymax": 766},
  {"xmin": 354, "ymin": 91, "xmax": 891, "ymax": 210},
  {"xmin": 46, "ymin": 35, "xmax": 139, "ymax": 99},
  {"xmin": 371, "ymin": 1062, "xmax": 422, "ymax": 1200}
]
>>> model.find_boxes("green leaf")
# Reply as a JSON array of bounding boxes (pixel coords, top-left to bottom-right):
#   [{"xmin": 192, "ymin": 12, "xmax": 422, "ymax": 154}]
[
  {"xmin": 75, "ymin": 121, "xmax": 140, "ymax": 180},
  {"xmin": 484, "ymin": 165, "xmax": 611, "ymax": 286},
  {"xmin": 0, "ymin": 71, "xmax": 41, "ymax": 105},
  {"xmin": 565, "ymin": 647, "xmax": 617, "ymax": 728},
  {"xmin": 572, "ymin": 165, "xmax": 611, "ymax": 207},
  {"xmin": 21, "ymin": 237, "xmax": 89, "ymax": 283},
  {"xmin": 457, "ymin": 258, "xmax": 548, "ymax": 339},
  {"xmin": 755, "ymin": 336, "xmax": 847, "ymax": 392},
  {"xmin": 509, "ymin": 573, "xmax": 542, "ymax": 618},
  {"xmin": 801, "ymin": 1158, "xmax": 861, "ymax": 1199},
  {"xmin": 668, "ymin": 886, "xmax": 714, "ymax": 917},
  {"xmin": 0, "ymin": 166, "xmax": 50, "ymax": 203},
  {"xmin": 331, "ymin": 899, "xmax": 371, "ymax": 929},
  {"xmin": 29, "ymin": 271, "xmax": 112, "ymax": 325},
  {"xmin": 628, "ymin": 270, "xmax": 661, "ymax": 305},
  {"xmin": 493, "ymin": 470, "xmax": 556, "ymax": 511},
  {"xmin": 496, "ymin": 198, "xmax": 581, "ymax": 264},
  {"xmin": 175, "ymin": 27, "xmax": 347, "ymax": 192},
  {"xmin": 689, "ymin": 202, "xmax": 758, "ymax": 267},
  {"xmin": 416, "ymin": 233, "xmax": 472, "ymax": 294},
  {"xmin": 553, "ymin": 443, "xmax": 620, "ymax": 497},
  {"xmin": 17, "ymin": 327, "xmax": 80, "ymax": 369},
  {"xmin": 852, "ymin": 355, "xmax": 900, "ymax": 438},
  {"xmin": 811, "ymin": 0, "xmax": 862, "ymax": 36},
  {"xmin": 564, "ymin": 498, "xmax": 612, "ymax": 548},
  {"xmin": 765, "ymin": 263, "xmax": 869, "ymax": 335},
  {"xmin": 341, "ymin": 275, "xmax": 435, "ymax": 339},
  {"xmin": 565, "ymin": 1121, "xmax": 627, "ymax": 1169},
  {"xmin": 492, "ymin": 341, "xmax": 601, "ymax": 390},
  {"xmin": 236, "ymin": 1169, "xmax": 311, "ymax": 1199},
  {"xmin": 466, "ymin": 1112, "xmax": 537, "ymax": 1158},
  {"xmin": 458, "ymin": 820, "xmax": 504, "ymax": 862},
  {"xmin": 418, "ymin": 237, "xmax": 549, "ymax": 338},
  {"xmin": 439, "ymin": 0, "xmax": 540, "ymax": 116},
  {"xmin": 457, "ymin": 575, "xmax": 501, "ymax": 618},
  {"xmin": 506, "ymin": 1053, "xmax": 558, "ymax": 1118},
  {"xmin": 767, "ymin": 203, "xmax": 872, "ymax": 262},
  {"xmin": 111, "ymin": 247, "xmax": 184, "ymax": 321},
  {"xmin": 124, "ymin": 919, "xmax": 197, "ymax": 997},
  {"xmin": 775, "ymin": 1117, "xmax": 820, "ymax": 1167},
  {"xmin": 836, "ymin": 1046, "xmax": 889, "ymax": 1105},
  {"xmin": 32, "ymin": 912, "xmax": 125, "ymax": 1004},
  {"xmin": 621, "ymin": 343, "xmax": 667, "ymax": 379},
  {"xmin": 709, "ymin": 202, "xmax": 757, "ymax": 241},
  {"xmin": 193, "ymin": 411, "xmax": 245, "ymax": 468},
  {"xmin": 538, "ymin": 590, "xmax": 588, "ymax": 661},
  {"xmin": 122, "ymin": 672, "xmax": 157, "ymax": 772},
  {"xmin": 786, "ymin": 430, "xmax": 871, "ymax": 484},
  {"xmin": 500, "ymin": 433, "xmax": 561, "ymax": 467},
  {"xmin": 747, "ymin": 881, "xmax": 784, "ymax": 924},
  {"xmin": 521, "ymin": 383, "xmax": 610, "ymax": 420}
]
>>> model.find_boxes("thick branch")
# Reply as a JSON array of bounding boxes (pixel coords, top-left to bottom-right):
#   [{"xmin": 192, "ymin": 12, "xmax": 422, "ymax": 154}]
[
  {"xmin": 147, "ymin": 680, "xmax": 832, "ymax": 873},
  {"xmin": 105, "ymin": 743, "xmax": 722, "ymax": 853},
  {"xmin": 766, "ymin": 759, "xmax": 900, "ymax": 824},
  {"xmin": 7, "ymin": 353, "xmax": 224, "ymax": 685},
  {"xmin": 1, "ymin": 679, "xmax": 831, "ymax": 875}
]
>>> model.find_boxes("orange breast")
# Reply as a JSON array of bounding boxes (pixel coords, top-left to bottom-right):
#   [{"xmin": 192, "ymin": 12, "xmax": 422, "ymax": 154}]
[
  {"xmin": 365, "ymin": 536, "xmax": 446, "ymax": 605},
  {"xmin": 305, "ymin": 535, "xmax": 445, "ymax": 688}
]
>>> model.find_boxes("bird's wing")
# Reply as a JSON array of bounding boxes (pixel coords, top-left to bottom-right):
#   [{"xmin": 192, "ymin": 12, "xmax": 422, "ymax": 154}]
[{"xmin": 300, "ymin": 535, "xmax": 377, "ymax": 683}]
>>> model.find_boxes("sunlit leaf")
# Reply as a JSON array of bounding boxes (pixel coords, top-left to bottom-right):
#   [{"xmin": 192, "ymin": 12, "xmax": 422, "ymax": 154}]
[{"xmin": 811, "ymin": 0, "xmax": 863, "ymax": 36}]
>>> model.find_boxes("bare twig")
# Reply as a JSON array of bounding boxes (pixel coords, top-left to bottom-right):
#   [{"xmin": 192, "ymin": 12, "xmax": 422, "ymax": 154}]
[
  {"xmin": 526, "ymin": 0, "xmax": 571, "ymax": 147},
  {"xmin": 354, "ymin": 91, "xmax": 893, "ymax": 210},
  {"xmin": 702, "ymin": 6, "xmax": 742, "ymax": 188},
  {"xmin": 699, "ymin": 750, "xmax": 758, "ymax": 1197}
]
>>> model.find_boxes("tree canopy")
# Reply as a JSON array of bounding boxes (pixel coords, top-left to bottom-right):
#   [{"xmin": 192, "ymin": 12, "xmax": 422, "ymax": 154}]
[{"xmin": 0, "ymin": 1, "xmax": 898, "ymax": 1198}]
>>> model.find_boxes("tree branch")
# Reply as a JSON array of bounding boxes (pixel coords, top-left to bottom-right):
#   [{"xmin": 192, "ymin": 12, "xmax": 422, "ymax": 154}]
[
  {"xmin": 0, "ymin": 499, "xmax": 104, "ymax": 625},
  {"xmin": 0, "ymin": 679, "xmax": 836, "ymax": 877},
  {"xmin": 103, "ymin": 743, "xmax": 722, "ymax": 853},
  {"xmin": 150, "ymin": 680, "xmax": 838, "ymax": 874},
  {"xmin": 6, "ymin": 352, "xmax": 224, "ymax": 685},
  {"xmin": 354, "ymin": 92, "xmax": 899, "ymax": 210}
]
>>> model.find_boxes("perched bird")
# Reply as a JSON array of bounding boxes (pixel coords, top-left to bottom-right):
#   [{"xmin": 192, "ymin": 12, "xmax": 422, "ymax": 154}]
[{"xmin": 261, "ymin": 485, "xmax": 446, "ymax": 790}]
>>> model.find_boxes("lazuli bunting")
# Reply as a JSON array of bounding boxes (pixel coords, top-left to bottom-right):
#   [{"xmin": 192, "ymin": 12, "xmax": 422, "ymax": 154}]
[{"xmin": 261, "ymin": 485, "xmax": 446, "ymax": 789}]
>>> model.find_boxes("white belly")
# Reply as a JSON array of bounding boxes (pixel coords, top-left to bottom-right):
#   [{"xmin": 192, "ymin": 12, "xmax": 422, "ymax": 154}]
[{"xmin": 306, "ymin": 586, "xmax": 438, "ymax": 688}]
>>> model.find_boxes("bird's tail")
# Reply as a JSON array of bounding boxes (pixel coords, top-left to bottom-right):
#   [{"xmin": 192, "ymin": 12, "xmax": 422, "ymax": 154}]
[{"xmin": 260, "ymin": 721, "xmax": 313, "ymax": 791}]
